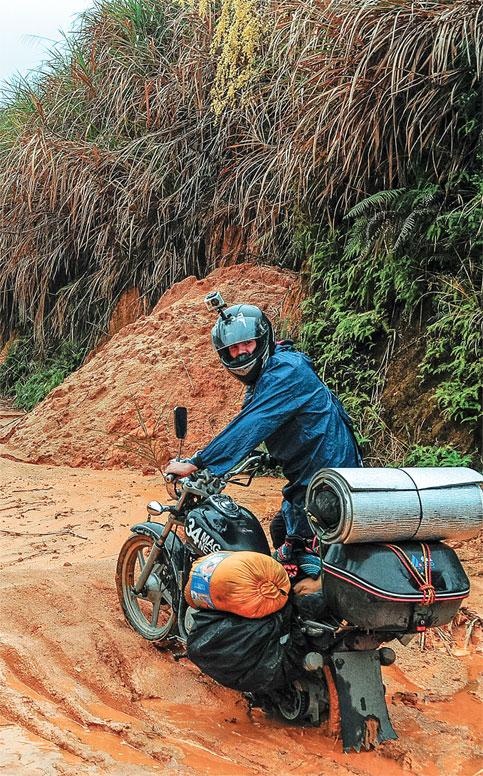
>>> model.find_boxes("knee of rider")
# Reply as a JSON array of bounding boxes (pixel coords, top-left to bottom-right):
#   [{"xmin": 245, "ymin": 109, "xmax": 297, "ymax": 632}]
[{"xmin": 269, "ymin": 510, "xmax": 286, "ymax": 548}]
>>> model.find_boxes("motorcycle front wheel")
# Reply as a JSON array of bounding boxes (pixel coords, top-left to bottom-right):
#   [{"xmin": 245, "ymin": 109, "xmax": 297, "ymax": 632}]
[{"xmin": 116, "ymin": 534, "xmax": 178, "ymax": 641}]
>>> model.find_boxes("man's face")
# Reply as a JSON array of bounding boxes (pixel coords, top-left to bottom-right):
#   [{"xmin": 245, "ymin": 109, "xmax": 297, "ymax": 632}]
[{"xmin": 228, "ymin": 339, "xmax": 257, "ymax": 358}]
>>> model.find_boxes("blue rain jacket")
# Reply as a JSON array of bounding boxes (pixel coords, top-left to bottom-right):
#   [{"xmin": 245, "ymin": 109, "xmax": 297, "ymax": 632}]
[{"xmin": 191, "ymin": 343, "xmax": 361, "ymax": 538}]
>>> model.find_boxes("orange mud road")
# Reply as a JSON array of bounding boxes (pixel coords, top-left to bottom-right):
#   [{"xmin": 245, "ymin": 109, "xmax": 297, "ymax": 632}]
[{"xmin": 0, "ymin": 449, "xmax": 482, "ymax": 775}]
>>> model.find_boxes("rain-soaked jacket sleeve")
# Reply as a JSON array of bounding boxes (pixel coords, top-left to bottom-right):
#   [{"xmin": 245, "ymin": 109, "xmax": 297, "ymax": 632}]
[{"xmin": 191, "ymin": 356, "xmax": 328, "ymax": 476}]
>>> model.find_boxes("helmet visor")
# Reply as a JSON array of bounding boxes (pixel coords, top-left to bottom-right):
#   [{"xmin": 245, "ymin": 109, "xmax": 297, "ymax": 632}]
[{"xmin": 212, "ymin": 312, "xmax": 269, "ymax": 351}]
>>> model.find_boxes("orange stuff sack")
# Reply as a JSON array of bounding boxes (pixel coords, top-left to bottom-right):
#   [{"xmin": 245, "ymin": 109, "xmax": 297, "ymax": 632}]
[{"xmin": 184, "ymin": 551, "xmax": 290, "ymax": 618}]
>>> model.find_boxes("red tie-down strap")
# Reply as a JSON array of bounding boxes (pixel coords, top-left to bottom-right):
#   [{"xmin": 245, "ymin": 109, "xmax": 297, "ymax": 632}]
[{"xmin": 384, "ymin": 542, "xmax": 436, "ymax": 606}]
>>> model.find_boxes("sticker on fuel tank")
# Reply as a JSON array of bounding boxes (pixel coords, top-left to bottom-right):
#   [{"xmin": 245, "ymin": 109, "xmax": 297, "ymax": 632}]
[{"xmin": 185, "ymin": 517, "xmax": 222, "ymax": 554}]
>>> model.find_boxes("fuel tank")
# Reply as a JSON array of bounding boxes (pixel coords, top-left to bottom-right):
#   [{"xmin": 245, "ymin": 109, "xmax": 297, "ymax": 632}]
[{"xmin": 184, "ymin": 494, "xmax": 270, "ymax": 556}]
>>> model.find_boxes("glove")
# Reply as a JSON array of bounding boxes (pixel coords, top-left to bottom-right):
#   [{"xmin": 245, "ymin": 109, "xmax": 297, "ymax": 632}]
[
  {"xmin": 272, "ymin": 539, "xmax": 293, "ymax": 563},
  {"xmin": 272, "ymin": 540, "xmax": 300, "ymax": 579}
]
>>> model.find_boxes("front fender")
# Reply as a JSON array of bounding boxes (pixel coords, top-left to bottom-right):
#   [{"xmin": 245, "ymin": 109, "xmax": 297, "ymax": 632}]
[{"xmin": 130, "ymin": 521, "xmax": 184, "ymax": 570}]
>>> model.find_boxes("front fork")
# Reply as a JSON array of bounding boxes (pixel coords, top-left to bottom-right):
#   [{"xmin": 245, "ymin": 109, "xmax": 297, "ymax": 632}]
[
  {"xmin": 132, "ymin": 518, "xmax": 175, "ymax": 594},
  {"xmin": 176, "ymin": 548, "xmax": 196, "ymax": 643}
]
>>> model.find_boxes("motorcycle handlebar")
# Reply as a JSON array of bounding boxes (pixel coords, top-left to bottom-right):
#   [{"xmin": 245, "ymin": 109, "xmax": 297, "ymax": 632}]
[
  {"xmin": 225, "ymin": 451, "xmax": 273, "ymax": 479},
  {"xmin": 164, "ymin": 451, "xmax": 273, "ymax": 494},
  {"xmin": 163, "ymin": 457, "xmax": 194, "ymax": 484},
  {"xmin": 247, "ymin": 450, "xmax": 274, "ymax": 468}
]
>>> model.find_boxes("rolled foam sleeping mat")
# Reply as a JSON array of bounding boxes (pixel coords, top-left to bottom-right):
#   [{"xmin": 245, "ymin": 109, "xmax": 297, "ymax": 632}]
[{"xmin": 305, "ymin": 467, "xmax": 483, "ymax": 544}]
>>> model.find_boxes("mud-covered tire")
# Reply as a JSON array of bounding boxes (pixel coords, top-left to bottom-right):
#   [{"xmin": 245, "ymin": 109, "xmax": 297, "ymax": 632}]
[
  {"xmin": 273, "ymin": 678, "xmax": 328, "ymax": 727},
  {"xmin": 275, "ymin": 684, "xmax": 311, "ymax": 723},
  {"xmin": 116, "ymin": 534, "xmax": 178, "ymax": 641}
]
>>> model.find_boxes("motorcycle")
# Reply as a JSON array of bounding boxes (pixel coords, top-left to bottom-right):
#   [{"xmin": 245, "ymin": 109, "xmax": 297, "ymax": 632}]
[
  {"xmin": 116, "ymin": 408, "xmax": 274, "ymax": 644},
  {"xmin": 116, "ymin": 407, "xmax": 475, "ymax": 752}
]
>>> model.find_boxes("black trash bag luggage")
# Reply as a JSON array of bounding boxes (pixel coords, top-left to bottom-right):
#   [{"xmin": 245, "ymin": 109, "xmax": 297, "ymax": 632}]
[{"xmin": 187, "ymin": 602, "xmax": 308, "ymax": 694}]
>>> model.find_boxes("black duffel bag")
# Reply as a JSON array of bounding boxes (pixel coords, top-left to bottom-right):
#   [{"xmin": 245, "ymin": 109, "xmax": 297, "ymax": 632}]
[
  {"xmin": 187, "ymin": 602, "xmax": 308, "ymax": 694},
  {"xmin": 322, "ymin": 540, "xmax": 470, "ymax": 631}
]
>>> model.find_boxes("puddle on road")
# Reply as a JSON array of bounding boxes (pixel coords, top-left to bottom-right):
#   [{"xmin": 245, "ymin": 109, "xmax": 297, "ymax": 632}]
[{"xmin": 146, "ymin": 698, "xmax": 410, "ymax": 776}]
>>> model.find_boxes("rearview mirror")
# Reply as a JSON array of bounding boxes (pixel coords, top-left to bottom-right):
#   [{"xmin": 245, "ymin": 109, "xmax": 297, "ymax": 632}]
[{"xmin": 173, "ymin": 406, "xmax": 187, "ymax": 439}]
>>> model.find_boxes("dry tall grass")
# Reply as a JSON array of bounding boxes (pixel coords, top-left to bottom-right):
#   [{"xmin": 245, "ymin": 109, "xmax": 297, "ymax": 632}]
[{"xmin": 0, "ymin": 0, "xmax": 480, "ymax": 347}]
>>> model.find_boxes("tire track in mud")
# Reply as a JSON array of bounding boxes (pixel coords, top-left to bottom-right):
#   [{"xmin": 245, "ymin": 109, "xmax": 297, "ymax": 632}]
[
  {"xmin": 0, "ymin": 563, "xmax": 378, "ymax": 776},
  {"xmin": 2, "ymin": 566, "xmax": 479, "ymax": 776},
  {"xmin": 0, "ymin": 574, "xmax": 179, "ymax": 773},
  {"xmin": 0, "ymin": 562, "xmax": 299, "ymax": 774}
]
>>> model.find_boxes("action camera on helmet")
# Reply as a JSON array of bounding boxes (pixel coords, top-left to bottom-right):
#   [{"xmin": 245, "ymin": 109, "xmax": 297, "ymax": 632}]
[{"xmin": 204, "ymin": 291, "xmax": 227, "ymax": 316}]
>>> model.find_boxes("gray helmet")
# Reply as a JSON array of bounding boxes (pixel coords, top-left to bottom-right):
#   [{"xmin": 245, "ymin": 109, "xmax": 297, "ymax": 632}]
[{"xmin": 211, "ymin": 304, "xmax": 275, "ymax": 384}]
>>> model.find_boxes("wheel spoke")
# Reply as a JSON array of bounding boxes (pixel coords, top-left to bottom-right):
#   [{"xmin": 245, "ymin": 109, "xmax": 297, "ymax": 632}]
[
  {"xmin": 137, "ymin": 549, "xmax": 146, "ymax": 570},
  {"xmin": 150, "ymin": 596, "xmax": 162, "ymax": 627}
]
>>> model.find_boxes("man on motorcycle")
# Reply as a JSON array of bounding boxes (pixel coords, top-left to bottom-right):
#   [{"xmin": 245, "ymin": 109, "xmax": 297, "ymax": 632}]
[{"xmin": 164, "ymin": 299, "xmax": 362, "ymax": 592}]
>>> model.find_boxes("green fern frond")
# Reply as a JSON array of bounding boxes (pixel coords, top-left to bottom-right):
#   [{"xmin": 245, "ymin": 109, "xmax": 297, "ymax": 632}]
[
  {"xmin": 393, "ymin": 212, "xmax": 419, "ymax": 253},
  {"xmin": 415, "ymin": 187, "xmax": 443, "ymax": 209},
  {"xmin": 345, "ymin": 189, "xmax": 406, "ymax": 221},
  {"xmin": 365, "ymin": 211, "xmax": 390, "ymax": 243}
]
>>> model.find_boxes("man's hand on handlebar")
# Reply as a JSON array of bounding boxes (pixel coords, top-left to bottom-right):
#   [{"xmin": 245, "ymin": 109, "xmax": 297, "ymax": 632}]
[{"xmin": 163, "ymin": 459, "xmax": 198, "ymax": 479}]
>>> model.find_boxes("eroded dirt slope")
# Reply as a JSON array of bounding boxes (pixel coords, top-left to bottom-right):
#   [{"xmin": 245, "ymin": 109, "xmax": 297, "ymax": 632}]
[
  {"xmin": 0, "ymin": 455, "xmax": 481, "ymax": 776},
  {"xmin": 0, "ymin": 264, "xmax": 297, "ymax": 470}
]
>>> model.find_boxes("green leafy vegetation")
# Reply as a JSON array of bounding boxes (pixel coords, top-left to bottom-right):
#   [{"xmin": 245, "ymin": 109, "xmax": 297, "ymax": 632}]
[
  {"xmin": 299, "ymin": 171, "xmax": 482, "ymax": 463},
  {"xmin": 421, "ymin": 275, "xmax": 482, "ymax": 425},
  {"xmin": 0, "ymin": 339, "xmax": 86, "ymax": 411},
  {"xmin": 400, "ymin": 445, "xmax": 474, "ymax": 468}
]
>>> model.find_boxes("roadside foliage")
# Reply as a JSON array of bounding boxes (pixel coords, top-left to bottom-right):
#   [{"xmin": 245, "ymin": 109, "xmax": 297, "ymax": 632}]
[{"xmin": 0, "ymin": 0, "xmax": 481, "ymax": 463}]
